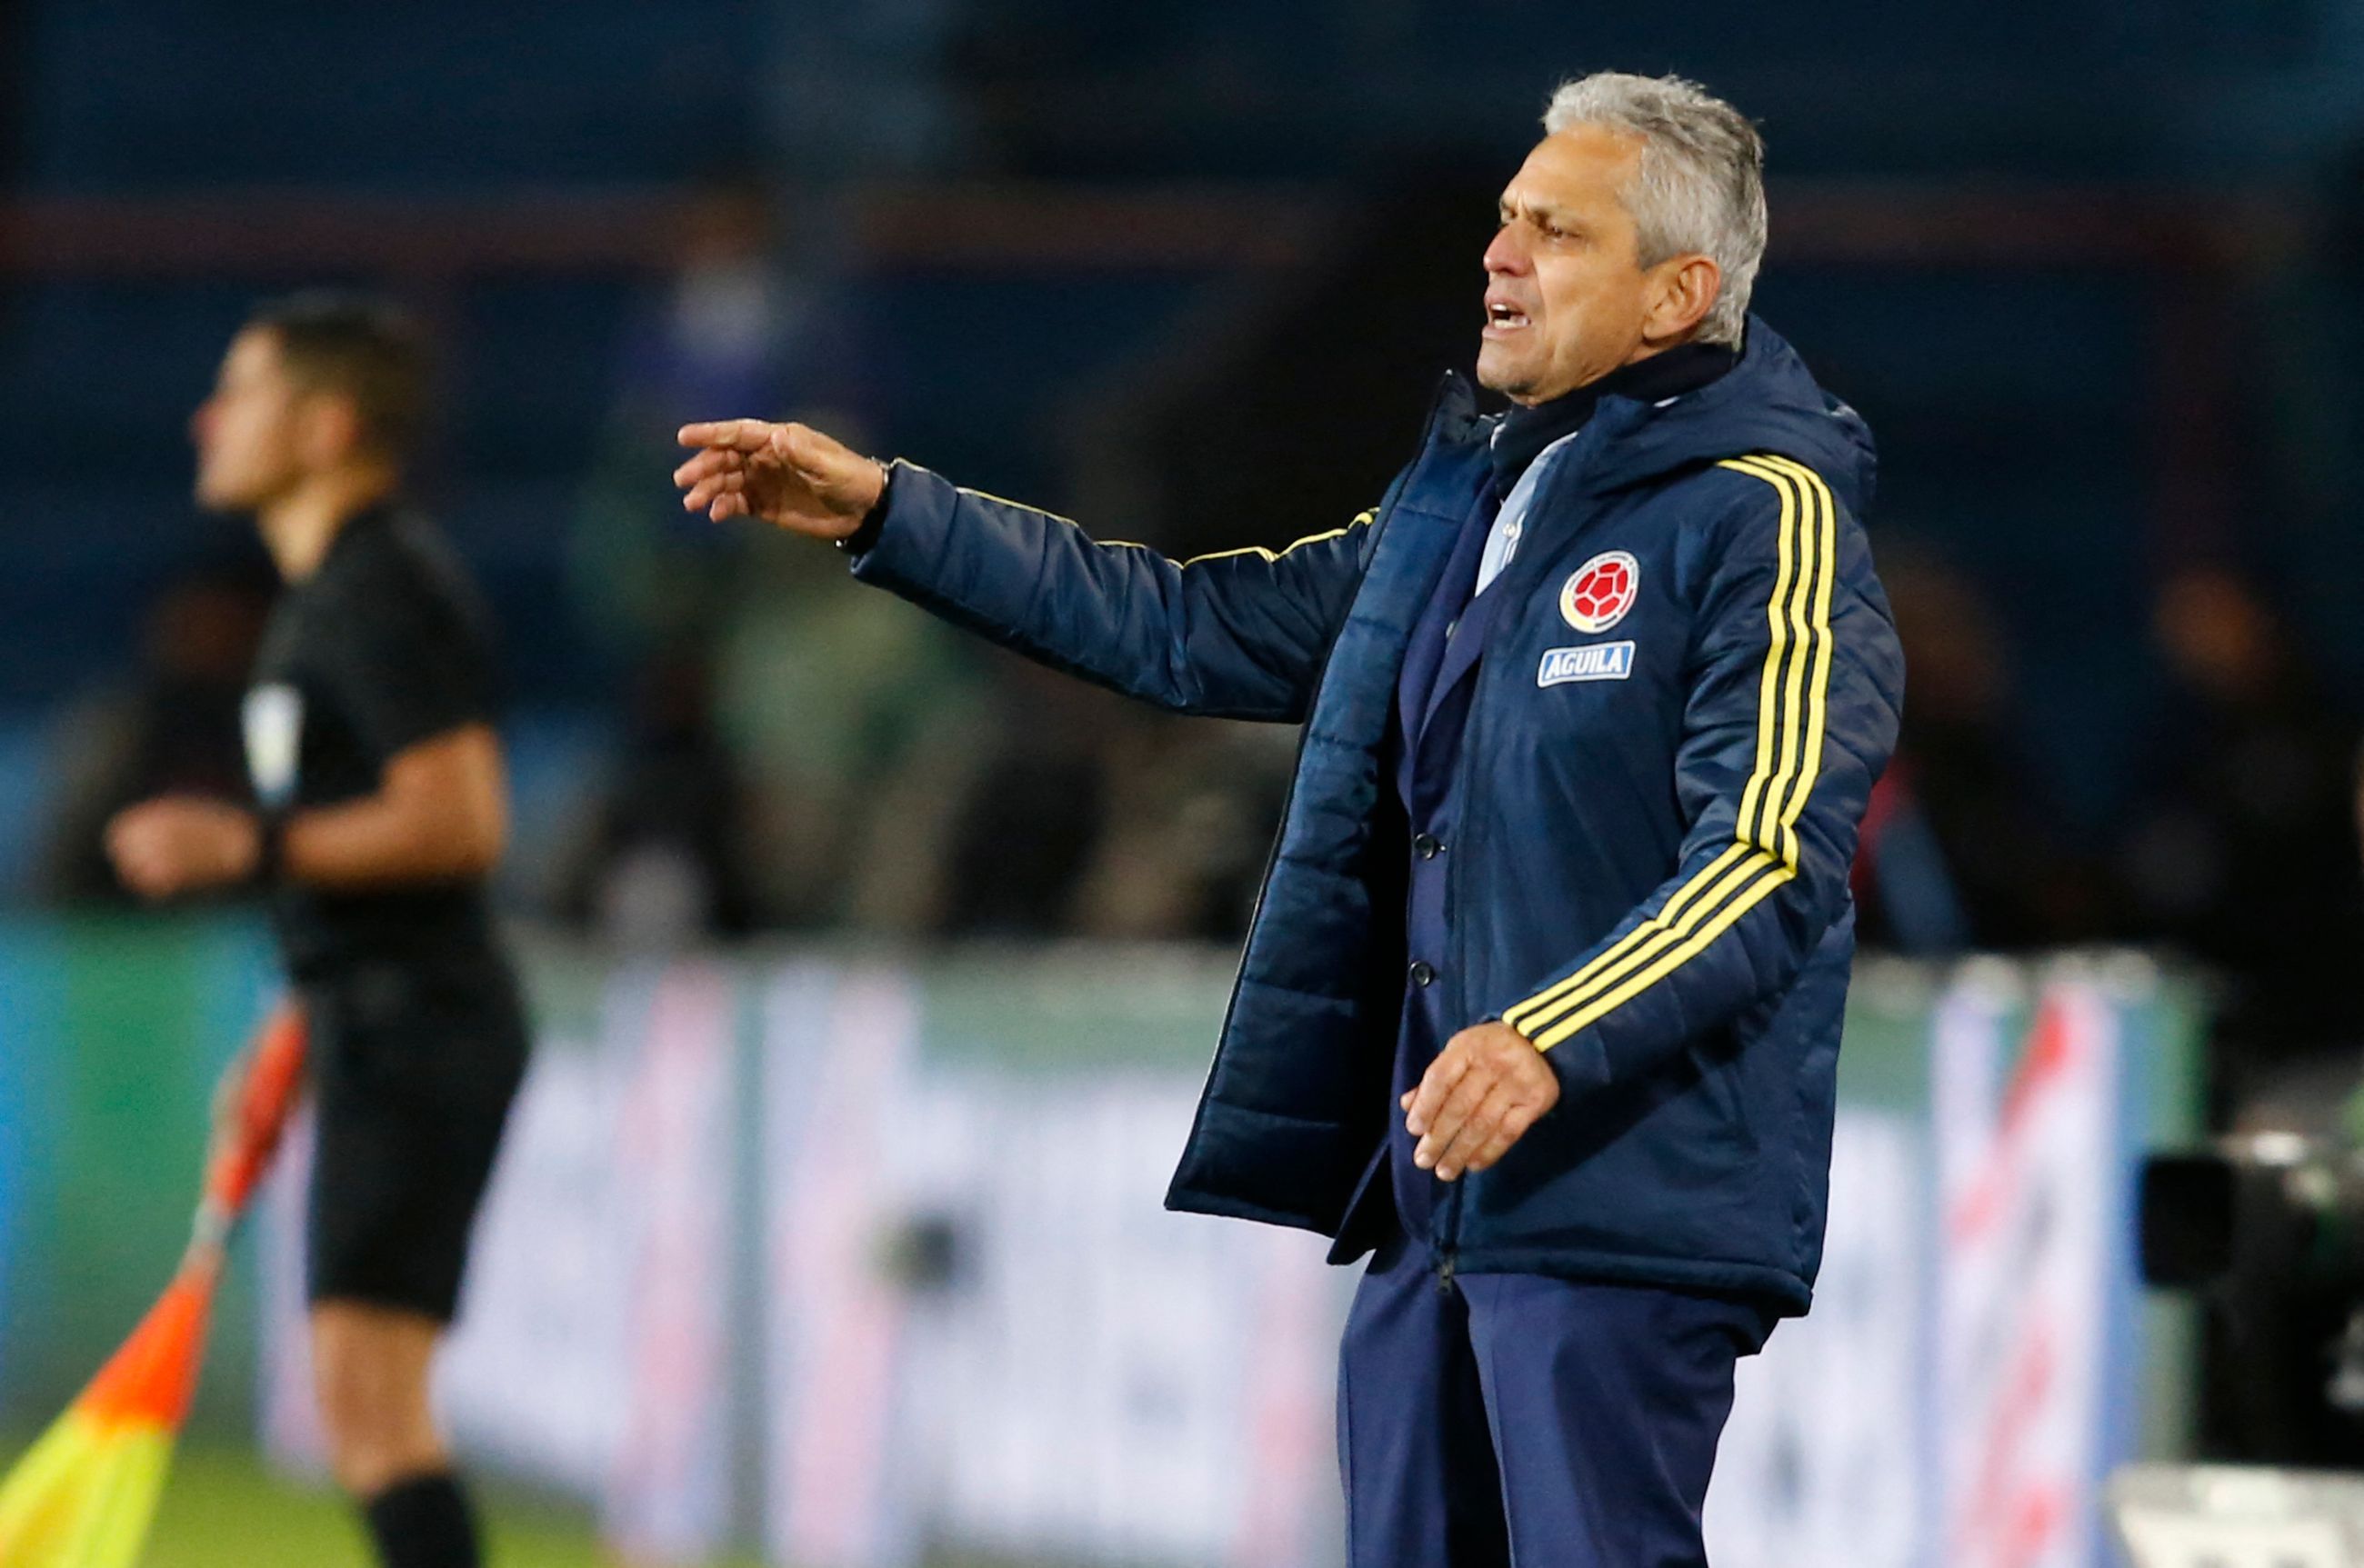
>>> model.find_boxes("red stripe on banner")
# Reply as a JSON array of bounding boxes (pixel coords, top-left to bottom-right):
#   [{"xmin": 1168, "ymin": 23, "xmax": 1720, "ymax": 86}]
[
  {"xmin": 1936, "ymin": 980, "xmax": 2119, "ymax": 1568},
  {"xmin": 1956, "ymin": 1322, "xmax": 2058, "ymax": 1564},
  {"xmin": 766, "ymin": 968, "xmax": 920, "ymax": 1568},
  {"xmin": 606, "ymin": 964, "xmax": 735, "ymax": 1562},
  {"xmin": 1945, "ymin": 998, "xmax": 2077, "ymax": 1245}
]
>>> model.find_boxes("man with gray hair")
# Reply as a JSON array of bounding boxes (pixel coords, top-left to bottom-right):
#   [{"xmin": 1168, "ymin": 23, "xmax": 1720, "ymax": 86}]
[{"xmin": 676, "ymin": 70, "xmax": 1901, "ymax": 1567}]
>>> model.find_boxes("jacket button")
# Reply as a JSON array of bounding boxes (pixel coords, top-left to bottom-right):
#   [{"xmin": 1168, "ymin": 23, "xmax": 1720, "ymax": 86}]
[
  {"xmin": 1413, "ymin": 833, "xmax": 1443, "ymax": 860},
  {"xmin": 1408, "ymin": 961, "xmax": 1437, "ymax": 988}
]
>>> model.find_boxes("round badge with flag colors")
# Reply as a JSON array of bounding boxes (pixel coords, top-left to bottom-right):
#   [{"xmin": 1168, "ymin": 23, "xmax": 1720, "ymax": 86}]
[{"xmin": 1559, "ymin": 551, "xmax": 1639, "ymax": 633}]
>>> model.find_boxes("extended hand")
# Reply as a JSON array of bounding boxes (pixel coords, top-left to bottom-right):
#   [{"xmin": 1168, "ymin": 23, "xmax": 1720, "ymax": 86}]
[
  {"xmin": 1402, "ymin": 1021, "xmax": 1561, "ymax": 1182},
  {"xmin": 673, "ymin": 419, "xmax": 886, "ymax": 538},
  {"xmin": 105, "ymin": 796, "xmax": 261, "ymax": 901}
]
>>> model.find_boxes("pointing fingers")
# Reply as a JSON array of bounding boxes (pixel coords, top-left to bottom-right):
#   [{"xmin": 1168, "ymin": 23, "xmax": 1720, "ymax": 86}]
[
  {"xmin": 676, "ymin": 418, "xmax": 779, "ymax": 452},
  {"xmin": 671, "ymin": 447, "xmax": 741, "ymax": 486},
  {"xmin": 681, "ymin": 468, "xmax": 749, "ymax": 514}
]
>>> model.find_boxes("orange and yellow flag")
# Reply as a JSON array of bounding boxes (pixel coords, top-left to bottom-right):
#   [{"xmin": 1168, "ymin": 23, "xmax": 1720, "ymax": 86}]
[
  {"xmin": 0, "ymin": 1003, "xmax": 307, "ymax": 1568},
  {"xmin": 0, "ymin": 1260, "xmax": 216, "ymax": 1566}
]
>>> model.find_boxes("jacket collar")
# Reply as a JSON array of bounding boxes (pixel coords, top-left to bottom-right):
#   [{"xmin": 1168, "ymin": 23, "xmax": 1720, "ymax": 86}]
[
  {"xmin": 1421, "ymin": 318, "xmax": 1876, "ymax": 523},
  {"xmin": 1488, "ymin": 343, "xmax": 1736, "ymax": 498}
]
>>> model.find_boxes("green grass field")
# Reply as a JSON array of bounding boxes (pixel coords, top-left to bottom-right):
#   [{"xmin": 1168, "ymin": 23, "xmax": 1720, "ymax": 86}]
[{"xmin": 144, "ymin": 1445, "xmax": 767, "ymax": 1568}]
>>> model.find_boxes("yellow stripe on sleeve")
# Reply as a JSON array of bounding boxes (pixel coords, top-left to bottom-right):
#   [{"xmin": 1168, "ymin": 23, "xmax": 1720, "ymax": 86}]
[
  {"xmin": 1181, "ymin": 511, "xmax": 1373, "ymax": 568},
  {"xmin": 952, "ymin": 492, "xmax": 1374, "ymax": 564},
  {"xmin": 1760, "ymin": 456, "xmax": 1840, "ymax": 865},
  {"xmin": 1499, "ymin": 454, "xmax": 1837, "ymax": 1050},
  {"xmin": 1731, "ymin": 460, "xmax": 1798, "ymax": 851},
  {"xmin": 1728, "ymin": 456, "xmax": 1823, "ymax": 868},
  {"xmin": 1529, "ymin": 861, "xmax": 1798, "ymax": 1049},
  {"xmin": 954, "ymin": 484, "xmax": 1081, "ymax": 524}
]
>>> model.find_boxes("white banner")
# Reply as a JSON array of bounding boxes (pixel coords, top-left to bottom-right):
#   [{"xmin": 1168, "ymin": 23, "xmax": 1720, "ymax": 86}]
[
  {"xmin": 595, "ymin": 964, "xmax": 736, "ymax": 1562},
  {"xmin": 759, "ymin": 965, "xmax": 925, "ymax": 1568},
  {"xmin": 1708, "ymin": 1108, "xmax": 1928, "ymax": 1568},
  {"xmin": 248, "ymin": 951, "xmax": 2166, "ymax": 1568},
  {"xmin": 903, "ymin": 1072, "xmax": 1346, "ymax": 1568},
  {"xmin": 436, "ymin": 1024, "xmax": 635, "ymax": 1492},
  {"xmin": 1936, "ymin": 978, "xmax": 2120, "ymax": 1568},
  {"xmin": 756, "ymin": 966, "xmax": 1347, "ymax": 1568}
]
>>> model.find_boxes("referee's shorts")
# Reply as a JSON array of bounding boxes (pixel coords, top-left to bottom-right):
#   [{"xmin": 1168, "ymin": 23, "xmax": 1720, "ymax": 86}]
[{"xmin": 300, "ymin": 950, "xmax": 529, "ymax": 1323}]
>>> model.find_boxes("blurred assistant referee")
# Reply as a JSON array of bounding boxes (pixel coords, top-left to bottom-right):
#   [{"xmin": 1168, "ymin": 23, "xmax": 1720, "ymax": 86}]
[
  {"xmin": 678, "ymin": 73, "xmax": 1903, "ymax": 1568},
  {"xmin": 106, "ymin": 294, "xmax": 524, "ymax": 1568}
]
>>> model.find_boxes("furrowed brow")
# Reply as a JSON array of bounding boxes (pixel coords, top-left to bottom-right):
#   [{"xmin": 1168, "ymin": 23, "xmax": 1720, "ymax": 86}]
[{"xmin": 1501, "ymin": 194, "xmax": 1571, "ymax": 229}]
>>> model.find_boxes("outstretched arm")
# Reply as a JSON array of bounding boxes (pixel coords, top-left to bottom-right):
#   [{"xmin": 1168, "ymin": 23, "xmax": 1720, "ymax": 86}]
[{"xmin": 675, "ymin": 419, "xmax": 1377, "ymax": 722}]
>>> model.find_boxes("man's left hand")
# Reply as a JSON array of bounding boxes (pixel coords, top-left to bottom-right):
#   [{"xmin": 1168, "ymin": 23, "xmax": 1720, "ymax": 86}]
[
  {"xmin": 1403, "ymin": 1021, "xmax": 1561, "ymax": 1182},
  {"xmin": 105, "ymin": 797, "xmax": 261, "ymax": 901}
]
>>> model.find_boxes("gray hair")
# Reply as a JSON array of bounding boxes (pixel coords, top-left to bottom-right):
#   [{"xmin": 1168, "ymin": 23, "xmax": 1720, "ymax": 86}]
[{"xmin": 1542, "ymin": 73, "xmax": 1766, "ymax": 347}]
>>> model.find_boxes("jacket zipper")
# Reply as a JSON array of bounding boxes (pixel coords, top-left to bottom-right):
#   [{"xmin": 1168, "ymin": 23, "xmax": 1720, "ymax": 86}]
[
  {"xmin": 1430, "ymin": 433, "xmax": 1590, "ymax": 1275},
  {"xmin": 1437, "ymin": 679, "xmax": 1481, "ymax": 1274},
  {"xmin": 1430, "ymin": 510, "xmax": 1513, "ymax": 1276}
]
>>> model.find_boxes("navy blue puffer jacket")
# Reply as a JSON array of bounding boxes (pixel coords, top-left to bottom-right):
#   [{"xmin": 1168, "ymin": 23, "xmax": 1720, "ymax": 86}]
[{"xmin": 851, "ymin": 320, "xmax": 1903, "ymax": 1313}]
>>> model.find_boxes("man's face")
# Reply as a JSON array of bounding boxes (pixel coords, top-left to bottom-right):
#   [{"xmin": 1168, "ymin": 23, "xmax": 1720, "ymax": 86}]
[
  {"xmin": 192, "ymin": 328, "xmax": 309, "ymax": 513},
  {"xmin": 1478, "ymin": 125, "xmax": 1660, "ymax": 405}
]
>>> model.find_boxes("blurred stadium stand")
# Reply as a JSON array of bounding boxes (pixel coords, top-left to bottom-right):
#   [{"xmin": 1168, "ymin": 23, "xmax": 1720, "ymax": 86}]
[{"xmin": 1, "ymin": 0, "xmax": 2362, "ymax": 931}]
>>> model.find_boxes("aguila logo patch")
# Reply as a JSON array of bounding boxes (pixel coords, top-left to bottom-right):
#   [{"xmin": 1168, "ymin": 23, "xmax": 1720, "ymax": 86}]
[
  {"xmin": 1538, "ymin": 642, "xmax": 1636, "ymax": 686},
  {"xmin": 1559, "ymin": 551, "xmax": 1639, "ymax": 633}
]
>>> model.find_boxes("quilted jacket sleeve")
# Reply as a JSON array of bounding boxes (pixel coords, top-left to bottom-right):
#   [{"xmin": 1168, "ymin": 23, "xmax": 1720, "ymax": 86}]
[
  {"xmin": 847, "ymin": 461, "xmax": 1383, "ymax": 723},
  {"xmin": 1498, "ymin": 454, "xmax": 1905, "ymax": 1094}
]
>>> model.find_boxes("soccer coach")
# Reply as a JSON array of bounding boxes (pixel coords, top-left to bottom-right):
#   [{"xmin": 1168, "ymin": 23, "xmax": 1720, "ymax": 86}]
[{"xmin": 678, "ymin": 72, "xmax": 1902, "ymax": 1566}]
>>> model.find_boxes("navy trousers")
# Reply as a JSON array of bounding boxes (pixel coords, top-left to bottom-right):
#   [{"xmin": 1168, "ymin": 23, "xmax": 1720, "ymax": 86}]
[{"xmin": 1337, "ymin": 1229, "xmax": 1776, "ymax": 1568}]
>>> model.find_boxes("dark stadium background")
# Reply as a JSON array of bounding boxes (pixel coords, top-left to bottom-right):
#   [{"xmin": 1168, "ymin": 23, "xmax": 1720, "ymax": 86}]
[{"xmin": 5, "ymin": 3, "xmax": 2364, "ymax": 1564}]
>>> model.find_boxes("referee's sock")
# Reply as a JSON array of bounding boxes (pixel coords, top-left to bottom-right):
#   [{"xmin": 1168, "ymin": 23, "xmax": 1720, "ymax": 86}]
[{"xmin": 363, "ymin": 1470, "xmax": 481, "ymax": 1568}]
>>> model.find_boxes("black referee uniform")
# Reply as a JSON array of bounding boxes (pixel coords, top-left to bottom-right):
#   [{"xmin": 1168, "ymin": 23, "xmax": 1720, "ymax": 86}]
[{"xmin": 242, "ymin": 502, "xmax": 528, "ymax": 1322}]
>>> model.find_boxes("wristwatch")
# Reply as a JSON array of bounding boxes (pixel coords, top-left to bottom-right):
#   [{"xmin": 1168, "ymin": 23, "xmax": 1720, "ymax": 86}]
[{"xmin": 838, "ymin": 458, "xmax": 895, "ymax": 555}]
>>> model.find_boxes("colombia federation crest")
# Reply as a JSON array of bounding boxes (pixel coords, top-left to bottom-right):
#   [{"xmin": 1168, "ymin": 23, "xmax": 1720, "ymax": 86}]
[{"xmin": 1559, "ymin": 551, "xmax": 1639, "ymax": 634}]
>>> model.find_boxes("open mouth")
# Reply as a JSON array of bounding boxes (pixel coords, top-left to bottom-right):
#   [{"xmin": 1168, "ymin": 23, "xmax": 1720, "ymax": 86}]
[{"xmin": 1485, "ymin": 301, "xmax": 1531, "ymax": 332}]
